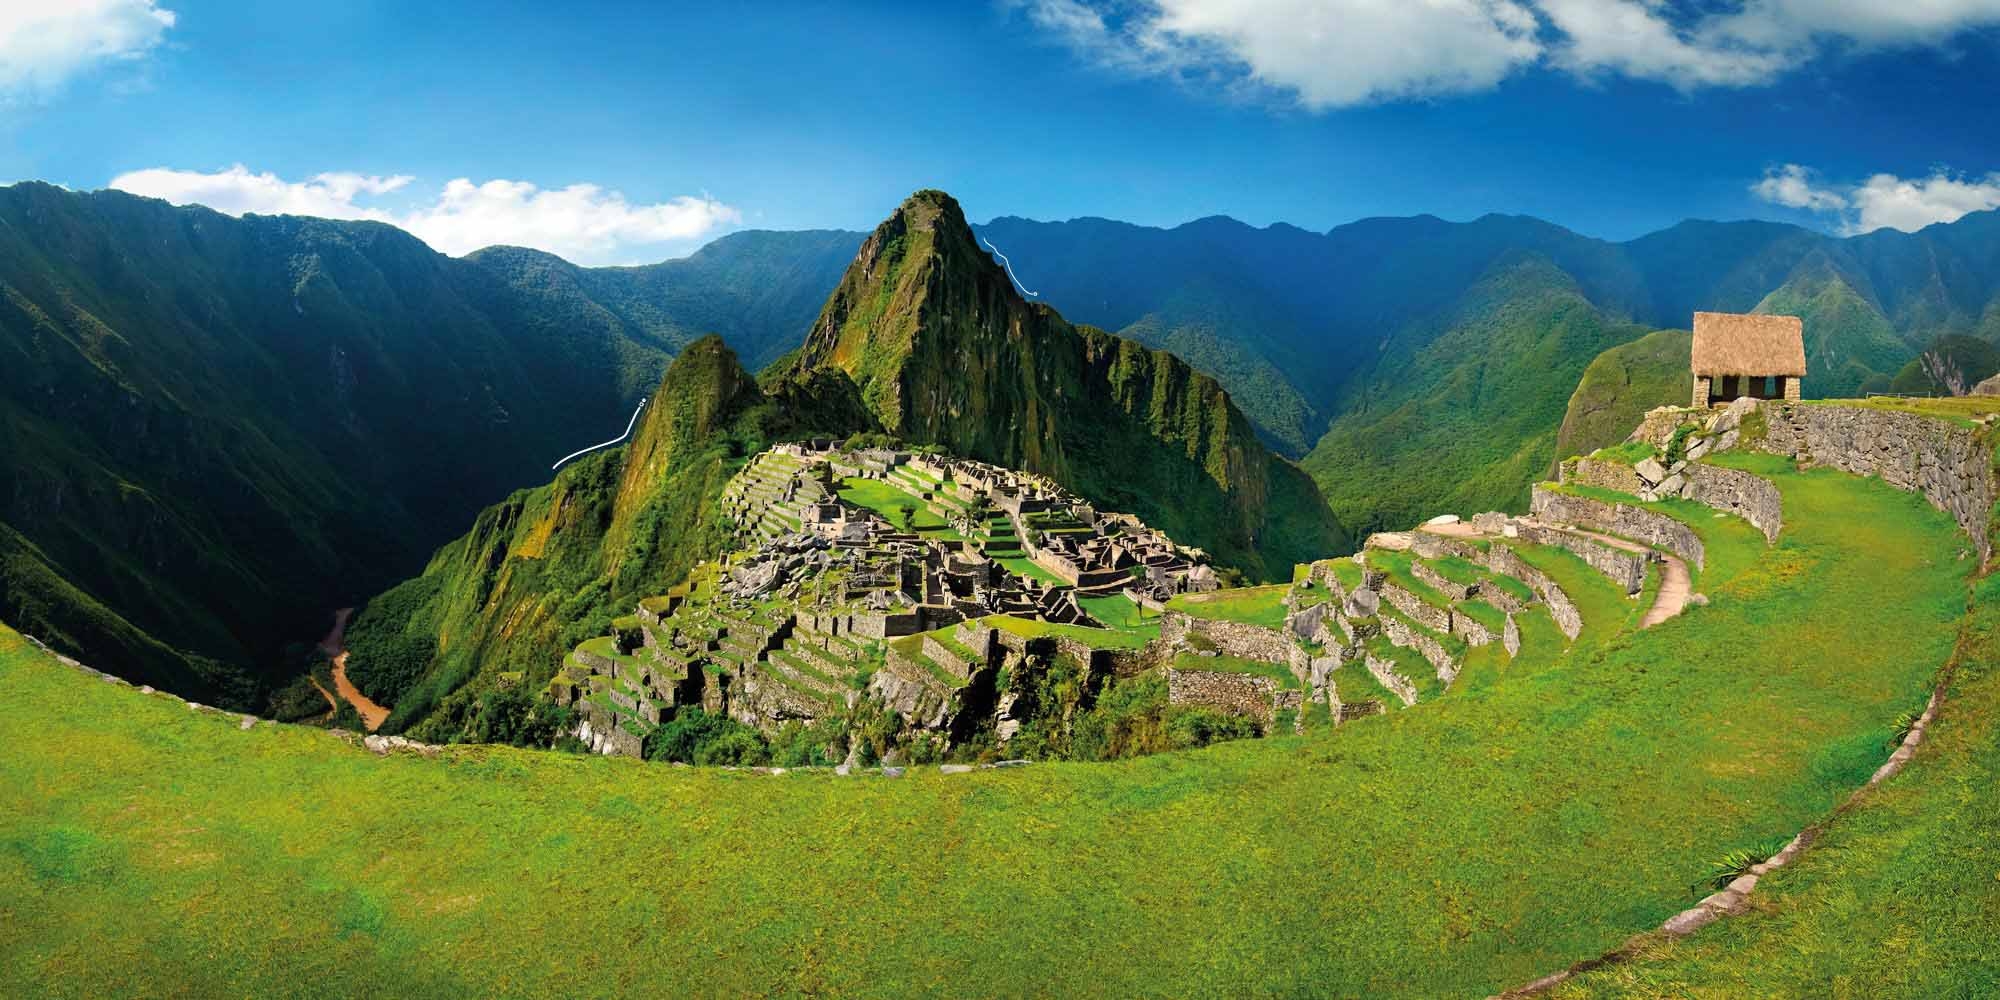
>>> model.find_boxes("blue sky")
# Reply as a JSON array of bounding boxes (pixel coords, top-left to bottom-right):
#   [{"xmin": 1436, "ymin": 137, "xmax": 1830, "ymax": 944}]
[{"xmin": 6, "ymin": 1, "xmax": 2000, "ymax": 263}]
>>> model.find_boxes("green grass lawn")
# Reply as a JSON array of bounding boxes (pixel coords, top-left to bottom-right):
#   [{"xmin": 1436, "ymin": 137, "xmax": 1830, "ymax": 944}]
[
  {"xmin": 0, "ymin": 464, "xmax": 1978, "ymax": 998},
  {"xmin": 1163, "ymin": 584, "xmax": 1291, "ymax": 629},
  {"xmin": 994, "ymin": 555, "xmax": 1065, "ymax": 587},
  {"xmin": 1078, "ymin": 594, "xmax": 1159, "ymax": 634},
  {"xmin": 837, "ymin": 477, "xmax": 963, "ymax": 540}
]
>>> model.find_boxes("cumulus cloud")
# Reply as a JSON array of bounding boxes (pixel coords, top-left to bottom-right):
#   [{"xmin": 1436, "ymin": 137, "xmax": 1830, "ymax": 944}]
[
  {"xmin": 1750, "ymin": 163, "xmax": 2000, "ymax": 234},
  {"xmin": 1018, "ymin": 0, "xmax": 2000, "ymax": 106},
  {"xmin": 1021, "ymin": 0, "xmax": 1543, "ymax": 108},
  {"xmin": 108, "ymin": 165, "xmax": 741, "ymax": 265},
  {"xmin": 1750, "ymin": 164, "xmax": 1849, "ymax": 213},
  {"xmin": 0, "ymin": 0, "xmax": 176, "ymax": 99}
]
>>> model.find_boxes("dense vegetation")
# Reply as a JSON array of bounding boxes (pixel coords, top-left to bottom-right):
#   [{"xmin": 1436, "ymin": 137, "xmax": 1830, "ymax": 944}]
[
  {"xmin": 1552, "ymin": 329, "xmax": 1693, "ymax": 464},
  {"xmin": 0, "ymin": 182, "xmax": 855, "ymax": 709},
  {"xmin": 1, "ymin": 452, "xmax": 1978, "ymax": 996}
]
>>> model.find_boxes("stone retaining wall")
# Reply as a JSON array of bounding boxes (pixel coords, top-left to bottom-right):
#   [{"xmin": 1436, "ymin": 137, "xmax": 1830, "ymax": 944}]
[
  {"xmin": 1410, "ymin": 561, "xmax": 1475, "ymax": 602},
  {"xmin": 1530, "ymin": 487, "xmax": 1706, "ymax": 570},
  {"xmin": 1380, "ymin": 582, "xmax": 1453, "ymax": 633},
  {"xmin": 1485, "ymin": 545, "xmax": 1582, "ymax": 640},
  {"xmin": 1755, "ymin": 401, "xmax": 1995, "ymax": 561},
  {"xmin": 1564, "ymin": 457, "xmax": 1648, "ymax": 495},
  {"xmin": 1160, "ymin": 612, "xmax": 1293, "ymax": 663},
  {"xmin": 1362, "ymin": 654, "xmax": 1418, "ymax": 706},
  {"xmin": 1380, "ymin": 615, "xmax": 1460, "ymax": 684},
  {"xmin": 1513, "ymin": 522, "xmax": 1648, "ymax": 595},
  {"xmin": 1166, "ymin": 667, "xmax": 1279, "ymax": 722},
  {"xmin": 1682, "ymin": 463, "xmax": 1783, "ymax": 543},
  {"xmin": 1449, "ymin": 612, "xmax": 1495, "ymax": 647},
  {"xmin": 1502, "ymin": 614, "xmax": 1521, "ymax": 656}
]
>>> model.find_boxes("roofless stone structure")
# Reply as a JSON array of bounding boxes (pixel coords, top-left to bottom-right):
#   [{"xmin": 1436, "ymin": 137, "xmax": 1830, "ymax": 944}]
[{"xmin": 1690, "ymin": 311, "xmax": 1805, "ymax": 408}]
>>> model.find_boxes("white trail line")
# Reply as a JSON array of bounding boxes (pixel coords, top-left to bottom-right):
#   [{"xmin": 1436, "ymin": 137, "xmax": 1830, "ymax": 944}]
[
  {"xmin": 980, "ymin": 237, "xmax": 1039, "ymax": 298},
  {"xmin": 551, "ymin": 396, "xmax": 649, "ymax": 471}
]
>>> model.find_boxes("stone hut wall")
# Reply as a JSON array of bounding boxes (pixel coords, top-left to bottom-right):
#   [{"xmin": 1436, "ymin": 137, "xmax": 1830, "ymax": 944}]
[
  {"xmin": 1530, "ymin": 486, "xmax": 1707, "ymax": 570},
  {"xmin": 1754, "ymin": 402, "xmax": 1995, "ymax": 561},
  {"xmin": 1485, "ymin": 545, "xmax": 1582, "ymax": 640},
  {"xmin": 1409, "ymin": 533, "xmax": 1482, "ymax": 561},
  {"xmin": 1681, "ymin": 463, "xmax": 1784, "ymax": 543},
  {"xmin": 1166, "ymin": 668, "xmax": 1278, "ymax": 722},
  {"xmin": 1513, "ymin": 523, "xmax": 1648, "ymax": 595}
]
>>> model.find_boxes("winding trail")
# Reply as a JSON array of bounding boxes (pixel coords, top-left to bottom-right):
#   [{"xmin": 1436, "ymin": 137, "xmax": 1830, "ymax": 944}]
[
  {"xmin": 980, "ymin": 237, "xmax": 1039, "ymax": 298},
  {"xmin": 317, "ymin": 608, "xmax": 390, "ymax": 731},
  {"xmin": 551, "ymin": 396, "xmax": 649, "ymax": 472}
]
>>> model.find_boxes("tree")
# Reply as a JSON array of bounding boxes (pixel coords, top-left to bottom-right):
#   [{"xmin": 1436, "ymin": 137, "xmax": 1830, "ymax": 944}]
[{"xmin": 896, "ymin": 503, "xmax": 918, "ymax": 531}]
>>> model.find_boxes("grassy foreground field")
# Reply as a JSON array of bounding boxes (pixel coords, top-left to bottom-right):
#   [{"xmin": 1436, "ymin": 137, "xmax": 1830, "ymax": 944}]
[{"xmin": 0, "ymin": 464, "xmax": 1979, "ymax": 997}]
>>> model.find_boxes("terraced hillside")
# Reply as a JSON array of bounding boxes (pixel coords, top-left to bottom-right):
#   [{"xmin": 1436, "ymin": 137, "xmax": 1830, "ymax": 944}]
[{"xmin": 4, "ymin": 399, "xmax": 1993, "ymax": 996}]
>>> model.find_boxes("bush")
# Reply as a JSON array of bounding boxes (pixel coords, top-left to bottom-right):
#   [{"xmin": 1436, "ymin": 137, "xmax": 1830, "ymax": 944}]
[{"xmin": 644, "ymin": 708, "xmax": 770, "ymax": 765}]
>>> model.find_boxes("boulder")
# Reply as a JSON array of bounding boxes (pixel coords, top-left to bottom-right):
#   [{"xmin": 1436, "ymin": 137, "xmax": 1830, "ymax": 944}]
[
  {"xmin": 1424, "ymin": 514, "xmax": 1461, "ymax": 526},
  {"xmin": 1656, "ymin": 473, "xmax": 1686, "ymax": 497},
  {"xmin": 880, "ymin": 766, "xmax": 905, "ymax": 778},
  {"xmin": 1633, "ymin": 457, "xmax": 1668, "ymax": 486},
  {"xmin": 1974, "ymin": 372, "xmax": 2000, "ymax": 396},
  {"xmin": 939, "ymin": 764, "xmax": 974, "ymax": 774}
]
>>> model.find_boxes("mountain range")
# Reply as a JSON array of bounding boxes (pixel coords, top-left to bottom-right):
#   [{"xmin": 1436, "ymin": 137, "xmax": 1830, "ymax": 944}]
[{"xmin": 9, "ymin": 178, "xmax": 2000, "ymax": 712}]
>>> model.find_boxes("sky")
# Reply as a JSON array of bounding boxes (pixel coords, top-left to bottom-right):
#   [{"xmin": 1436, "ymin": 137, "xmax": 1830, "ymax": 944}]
[{"xmin": 5, "ymin": 0, "xmax": 2000, "ymax": 265}]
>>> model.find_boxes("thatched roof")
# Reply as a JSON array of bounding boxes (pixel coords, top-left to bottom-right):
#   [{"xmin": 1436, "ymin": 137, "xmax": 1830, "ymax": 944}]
[{"xmin": 1691, "ymin": 312, "xmax": 1806, "ymax": 377}]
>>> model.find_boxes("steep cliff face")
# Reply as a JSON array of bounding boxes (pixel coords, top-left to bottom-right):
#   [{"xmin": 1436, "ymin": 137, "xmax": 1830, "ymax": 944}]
[{"xmin": 791, "ymin": 190, "xmax": 1349, "ymax": 579}]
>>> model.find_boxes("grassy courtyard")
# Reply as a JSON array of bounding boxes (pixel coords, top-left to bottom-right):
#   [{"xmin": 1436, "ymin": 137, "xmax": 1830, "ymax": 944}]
[{"xmin": 0, "ymin": 463, "xmax": 1977, "ymax": 998}]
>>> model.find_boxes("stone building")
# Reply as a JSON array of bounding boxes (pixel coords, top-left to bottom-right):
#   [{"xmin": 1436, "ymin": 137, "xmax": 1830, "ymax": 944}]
[{"xmin": 1691, "ymin": 311, "xmax": 1806, "ymax": 407}]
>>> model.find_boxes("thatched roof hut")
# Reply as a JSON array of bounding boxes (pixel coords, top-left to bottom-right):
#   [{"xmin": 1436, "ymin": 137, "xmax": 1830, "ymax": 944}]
[
  {"xmin": 1689, "ymin": 312, "xmax": 1806, "ymax": 407},
  {"xmin": 1691, "ymin": 312, "xmax": 1805, "ymax": 377}
]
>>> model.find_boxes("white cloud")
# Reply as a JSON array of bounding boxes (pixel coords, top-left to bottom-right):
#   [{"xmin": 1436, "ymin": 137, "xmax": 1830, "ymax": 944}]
[
  {"xmin": 1847, "ymin": 170, "xmax": 2000, "ymax": 234},
  {"xmin": 1750, "ymin": 164, "xmax": 1848, "ymax": 213},
  {"xmin": 1750, "ymin": 163, "xmax": 2000, "ymax": 234},
  {"xmin": 108, "ymin": 165, "xmax": 742, "ymax": 265},
  {"xmin": 1020, "ymin": 0, "xmax": 1544, "ymax": 108},
  {"xmin": 1020, "ymin": 0, "xmax": 2000, "ymax": 105},
  {"xmin": 0, "ymin": 0, "xmax": 176, "ymax": 99}
]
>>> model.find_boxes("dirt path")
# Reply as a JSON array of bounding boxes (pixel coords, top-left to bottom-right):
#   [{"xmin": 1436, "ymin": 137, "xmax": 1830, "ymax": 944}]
[{"xmin": 317, "ymin": 608, "xmax": 390, "ymax": 731}]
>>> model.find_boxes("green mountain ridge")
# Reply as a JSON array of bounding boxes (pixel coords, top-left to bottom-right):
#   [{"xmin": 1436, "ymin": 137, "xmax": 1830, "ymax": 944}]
[{"xmin": 343, "ymin": 190, "xmax": 1345, "ymax": 737}]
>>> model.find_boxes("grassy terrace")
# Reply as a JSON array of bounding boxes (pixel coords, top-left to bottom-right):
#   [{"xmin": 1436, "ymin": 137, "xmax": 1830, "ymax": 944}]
[
  {"xmin": 1171, "ymin": 652, "xmax": 1298, "ymax": 689},
  {"xmin": 1802, "ymin": 394, "xmax": 2000, "ymax": 427},
  {"xmin": 837, "ymin": 476, "xmax": 964, "ymax": 541},
  {"xmin": 1163, "ymin": 583, "xmax": 1290, "ymax": 629},
  {"xmin": 986, "ymin": 614, "xmax": 1154, "ymax": 651},
  {"xmin": 0, "ymin": 463, "xmax": 1977, "ymax": 998}
]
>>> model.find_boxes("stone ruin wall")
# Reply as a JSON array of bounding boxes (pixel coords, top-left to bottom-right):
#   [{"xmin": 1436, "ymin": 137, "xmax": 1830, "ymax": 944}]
[
  {"xmin": 1166, "ymin": 667, "xmax": 1279, "ymax": 722},
  {"xmin": 1379, "ymin": 615, "xmax": 1458, "ymax": 685},
  {"xmin": 1159, "ymin": 612, "xmax": 1294, "ymax": 663},
  {"xmin": 1409, "ymin": 561, "xmax": 1475, "ymax": 602},
  {"xmin": 1530, "ymin": 487, "xmax": 1707, "ymax": 570},
  {"xmin": 1485, "ymin": 545, "xmax": 1583, "ymax": 640},
  {"xmin": 1754, "ymin": 402, "xmax": 1996, "ymax": 562},
  {"xmin": 1566, "ymin": 457, "xmax": 1648, "ymax": 495},
  {"xmin": 1513, "ymin": 523, "xmax": 1648, "ymax": 595},
  {"xmin": 1680, "ymin": 463, "xmax": 1784, "ymax": 543}
]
